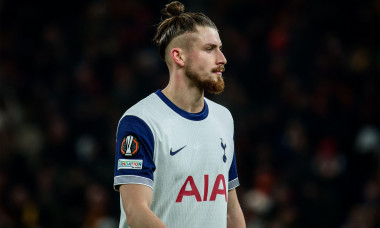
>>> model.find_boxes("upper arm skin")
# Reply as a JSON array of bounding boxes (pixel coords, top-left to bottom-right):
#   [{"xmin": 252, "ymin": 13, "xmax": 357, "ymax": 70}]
[
  {"xmin": 227, "ymin": 188, "xmax": 246, "ymax": 228},
  {"xmin": 120, "ymin": 184, "xmax": 166, "ymax": 228}
]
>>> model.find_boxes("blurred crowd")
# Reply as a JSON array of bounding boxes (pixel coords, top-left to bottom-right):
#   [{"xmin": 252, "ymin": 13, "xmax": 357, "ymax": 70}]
[{"xmin": 0, "ymin": 0, "xmax": 379, "ymax": 227}]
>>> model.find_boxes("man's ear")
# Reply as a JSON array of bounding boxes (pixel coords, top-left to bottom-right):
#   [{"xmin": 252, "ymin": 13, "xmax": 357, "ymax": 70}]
[{"xmin": 170, "ymin": 48, "xmax": 185, "ymax": 67}]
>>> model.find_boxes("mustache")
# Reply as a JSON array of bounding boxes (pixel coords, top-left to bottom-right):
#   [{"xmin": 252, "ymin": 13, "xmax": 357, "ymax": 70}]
[{"xmin": 212, "ymin": 65, "xmax": 225, "ymax": 73}]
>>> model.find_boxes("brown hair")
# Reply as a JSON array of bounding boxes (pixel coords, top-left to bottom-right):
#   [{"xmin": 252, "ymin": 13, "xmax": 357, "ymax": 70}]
[{"xmin": 153, "ymin": 1, "xmax": 217, "ymax": 60}]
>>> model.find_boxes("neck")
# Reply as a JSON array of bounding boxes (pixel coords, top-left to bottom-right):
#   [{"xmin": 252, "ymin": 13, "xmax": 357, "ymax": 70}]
[{"xmin": 162, "ymin": 73, "xmax": 205, "ymax": 113}]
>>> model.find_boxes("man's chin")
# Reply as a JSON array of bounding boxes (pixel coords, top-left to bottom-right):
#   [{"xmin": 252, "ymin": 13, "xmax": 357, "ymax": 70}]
[
  {"xmin": 207, "ymin": 88, "xmax": 224, "ymax": 95},
  {"xmin": 203, "ymin": 77, "xmax": 225, "ymax": 94},
  {"xmin": 185, "ymin": 69, "xmax": 225, "ymax": 94}
]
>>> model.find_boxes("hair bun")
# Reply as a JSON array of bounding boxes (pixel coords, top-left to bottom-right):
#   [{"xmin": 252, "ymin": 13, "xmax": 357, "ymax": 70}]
[{"xmin": 162, "ymin": 1, "xmax": 185, "ymax": 17}]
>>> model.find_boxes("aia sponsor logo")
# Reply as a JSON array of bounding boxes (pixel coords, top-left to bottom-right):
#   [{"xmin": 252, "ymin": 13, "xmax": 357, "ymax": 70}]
[{"xmin": 176, "ymin": 174, "xmax": 227, "ymax": 202}]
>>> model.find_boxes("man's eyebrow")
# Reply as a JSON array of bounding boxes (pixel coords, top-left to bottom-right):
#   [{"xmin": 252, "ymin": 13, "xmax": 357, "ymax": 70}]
[{"xmin": 203, "ymin": 43, "xmax": 222, "ymax": 48}]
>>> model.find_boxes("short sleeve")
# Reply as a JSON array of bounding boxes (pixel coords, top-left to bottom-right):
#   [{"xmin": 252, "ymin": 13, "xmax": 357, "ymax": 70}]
[
  {"xmin": 113, "ymin": 115, "xmax": 155, "ymax": 191},
  {"xmin": 228, "ymin": 150, "xmax": 239, "ymax": 190},
  {"xmin": 228, "ymin": 134, "xmax": 239, "ymax": 190}
]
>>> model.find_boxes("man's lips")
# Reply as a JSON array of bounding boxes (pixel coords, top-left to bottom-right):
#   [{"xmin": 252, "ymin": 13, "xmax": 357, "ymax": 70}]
[{"xmin": 213, "ymin": 65, "xmax": 225, "ymax": 75}]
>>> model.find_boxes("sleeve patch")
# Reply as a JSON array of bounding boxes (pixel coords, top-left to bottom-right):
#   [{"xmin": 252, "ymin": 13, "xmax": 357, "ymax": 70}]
[
  {"xmin": 121, "ymin": 135, "xmax": 140, "ymax": 156},
  {"xmin": 118, "ymin": 159, "xmax": 143, "ymax": 170}
]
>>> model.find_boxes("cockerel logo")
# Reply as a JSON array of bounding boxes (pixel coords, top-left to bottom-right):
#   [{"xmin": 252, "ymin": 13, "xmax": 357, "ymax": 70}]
[{"xmin": 220, "ymin": 138, "xmax": 227, "ymax": 163}]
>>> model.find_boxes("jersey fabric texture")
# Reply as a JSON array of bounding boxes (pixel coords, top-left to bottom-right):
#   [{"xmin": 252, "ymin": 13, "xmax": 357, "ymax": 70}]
[{"xmin": 114, "ymin": 90, "xmax": 240, "ymax": 228}]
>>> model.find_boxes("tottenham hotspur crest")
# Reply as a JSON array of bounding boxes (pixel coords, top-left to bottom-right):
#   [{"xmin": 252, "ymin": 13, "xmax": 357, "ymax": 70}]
[{"xmin": 220, "ymin": 138, "xmax": 227, "ymax": 163}]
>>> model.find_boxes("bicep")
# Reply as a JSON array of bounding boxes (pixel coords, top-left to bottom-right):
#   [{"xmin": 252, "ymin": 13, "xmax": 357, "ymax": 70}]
[
  {"xmin": 227, "ymin": 188, "xmax": 239, "ymax": 211},
  {"xmin": 120, "ymin": 184, "xmax": 153, "ymax": 210},
  {"xmin": 227, "ymin": 188, "xmax": 246, "ymax": 228},
  {"xmin": 120, "ymin": 184, "xmax": 153, "ymax": 225},
  {"xmin": 120, "ymin": 184, "xmax": 167, "ymax": 228}
]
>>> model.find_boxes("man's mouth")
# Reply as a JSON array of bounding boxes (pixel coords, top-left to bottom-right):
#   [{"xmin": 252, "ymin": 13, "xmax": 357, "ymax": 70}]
[{"xmin": 213, "ymin": 65, "xmax": 225, "ymax": 75}]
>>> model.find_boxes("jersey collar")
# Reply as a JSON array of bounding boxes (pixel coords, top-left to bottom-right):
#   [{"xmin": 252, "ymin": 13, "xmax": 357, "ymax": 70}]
[{"xmin": 155, "ymin": 90, "xmax": 209, "ymax": 121}]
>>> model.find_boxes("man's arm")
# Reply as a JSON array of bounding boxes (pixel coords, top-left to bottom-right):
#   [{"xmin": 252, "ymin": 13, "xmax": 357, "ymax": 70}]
[
  {"xmin": 120, "ymin": 184, "xmax": 167, "ymax": 228},
  {"xmin": 227, "ymin": 188, "xmax": 246, "ymax": 228}
]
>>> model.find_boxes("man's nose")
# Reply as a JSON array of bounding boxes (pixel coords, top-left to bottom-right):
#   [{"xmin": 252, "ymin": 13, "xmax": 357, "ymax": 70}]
[{"xmin": 217, "ymin": 50, "xmax": 227, "ymax": 65}]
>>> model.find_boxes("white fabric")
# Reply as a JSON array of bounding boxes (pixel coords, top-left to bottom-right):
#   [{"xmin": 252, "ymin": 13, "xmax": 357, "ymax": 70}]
[{"xmin": 118, "ymin": 92, "xmax": 238, "ymax": 228}]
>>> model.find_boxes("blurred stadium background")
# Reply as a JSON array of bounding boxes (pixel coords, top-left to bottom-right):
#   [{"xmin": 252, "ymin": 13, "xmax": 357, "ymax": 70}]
[{"xmin": 0, "ymin": 0, "xmax": 379, "ymax": 227}]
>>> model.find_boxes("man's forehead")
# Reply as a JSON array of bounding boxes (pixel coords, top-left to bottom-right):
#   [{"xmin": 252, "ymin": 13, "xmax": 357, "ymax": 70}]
[{"xmin": 192, "ymin": 26, "xmax": 222, "ymax": 46}]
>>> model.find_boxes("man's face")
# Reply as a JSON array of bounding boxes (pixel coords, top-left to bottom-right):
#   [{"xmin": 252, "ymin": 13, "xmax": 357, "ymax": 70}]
[{"xmin": 184, "ymin": 26, "xmax": 227, "ymax": 94}]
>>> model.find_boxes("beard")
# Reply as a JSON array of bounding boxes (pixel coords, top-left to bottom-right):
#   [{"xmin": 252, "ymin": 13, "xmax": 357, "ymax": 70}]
[{"xmin": 185, "ymin": 65, "xmax": 225, "ymax": 94}]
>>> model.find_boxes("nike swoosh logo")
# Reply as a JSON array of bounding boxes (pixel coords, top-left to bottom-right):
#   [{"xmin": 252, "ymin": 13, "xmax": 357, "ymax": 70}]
[{"xmin": 170, "ymin": 146, "xmax": 186, "ymax": 156}]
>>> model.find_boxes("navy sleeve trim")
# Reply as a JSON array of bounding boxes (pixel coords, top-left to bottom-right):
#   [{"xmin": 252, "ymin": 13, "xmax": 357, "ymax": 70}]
[{"xmin": 228, "ymin": 149, "xmax": 239, "ymax": 182}]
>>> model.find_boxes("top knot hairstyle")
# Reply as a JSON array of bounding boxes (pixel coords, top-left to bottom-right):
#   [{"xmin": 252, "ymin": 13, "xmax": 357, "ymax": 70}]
[
  {"xmin": 153, "ymin": 1, "xmax": 217, "ymax": 60},
  {"xmin": 162, "ymin": 1, "xmax": 184, "ymax": 17}
]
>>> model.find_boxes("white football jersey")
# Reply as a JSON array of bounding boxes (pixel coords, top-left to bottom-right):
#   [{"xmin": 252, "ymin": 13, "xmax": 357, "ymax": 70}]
[{"xmin": 114, "ymin": 90, "xmax": 240, "ymax": 228}]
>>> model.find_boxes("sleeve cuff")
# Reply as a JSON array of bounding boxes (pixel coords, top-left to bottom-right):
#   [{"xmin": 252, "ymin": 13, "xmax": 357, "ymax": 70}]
[
  {"xmin": 114, "ymin": 175, "xmax": 153, "ymax": 191},
  {"xmin": 228, "ymin": 178, "xmax": 239, "ymax": 190}
]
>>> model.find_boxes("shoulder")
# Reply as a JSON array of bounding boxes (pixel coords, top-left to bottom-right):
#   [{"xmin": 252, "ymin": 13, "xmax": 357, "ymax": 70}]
[
  {"xmin": 117, "ymin": 92, "xmax": 169, "ymax": 135},
  {"xmin": 122, "ymin": 93, "xmax": 160, "ymax": 118},
  {"xmin": 205, "ymin": 97, "xmax": 233, "ymax": 120},
  {"xmin": 115, "ymin": 94, "xmax": 158, "ymax": 153},
  {"xmin": 205, "ymin": 97, "xmax": 234, "ymax": 133}
]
